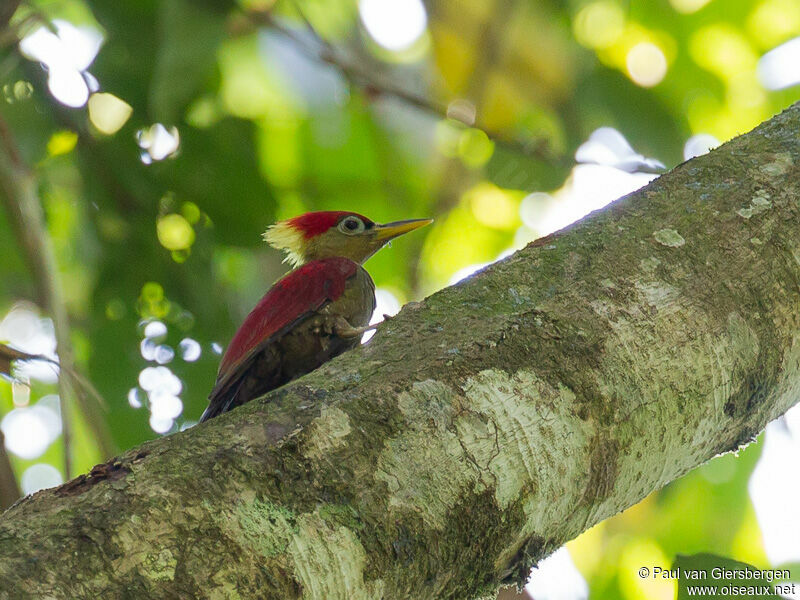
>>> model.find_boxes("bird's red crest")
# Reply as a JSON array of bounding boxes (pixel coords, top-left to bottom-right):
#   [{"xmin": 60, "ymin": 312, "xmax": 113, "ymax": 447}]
[
  {"xmin": 263, "ymin": 211, "xmax": 373, "ymax": 267},
  {"xmin": 287, "ymin": 211, "xmax": 372, "ymax": 239}
]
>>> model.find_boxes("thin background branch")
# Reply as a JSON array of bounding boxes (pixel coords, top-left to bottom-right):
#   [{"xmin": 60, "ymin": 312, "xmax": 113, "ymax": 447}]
[
  {"xmin": 0, "ymin": 112, "xmax": 116, "ymax": 477},
  {"xmin": 0, "ymin": 429, "xmax": 20, "ymax": 509},
  {"xmin": 0, "ymin": 0, "xmax": 24, "ymax": 508},
  {"xmin": 243, "ymin": 7, "xmax": 568, "ymax": 169},
  {"xmin": 0, "ymin": 114, "xmax": 74, "ymax": 478},
  {"xmin": 0, "ymin": 0, "xmax": 22, "ymax": 32}
]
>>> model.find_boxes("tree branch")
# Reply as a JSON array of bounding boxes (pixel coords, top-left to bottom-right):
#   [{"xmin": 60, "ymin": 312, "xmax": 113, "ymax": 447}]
[{"xmin": 1, "ymin": 104, "xmax": 800, "ymax": 599}]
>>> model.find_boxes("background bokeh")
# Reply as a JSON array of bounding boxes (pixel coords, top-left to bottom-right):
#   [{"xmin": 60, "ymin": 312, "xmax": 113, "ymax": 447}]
[{"xmin": 2, "ymin": 0, "xmax": 800, "ymax": 598}]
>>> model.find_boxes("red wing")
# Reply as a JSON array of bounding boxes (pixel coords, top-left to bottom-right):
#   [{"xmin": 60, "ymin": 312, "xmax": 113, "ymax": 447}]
[{"xmin": 208, "ymin": 257, "xmax": 358, "ymax": 407}]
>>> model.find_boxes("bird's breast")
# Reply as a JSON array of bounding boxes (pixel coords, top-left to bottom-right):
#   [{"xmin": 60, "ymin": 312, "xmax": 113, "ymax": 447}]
[{"xmin": 321, "ymin": 265, "xmax": 376, "ymax": 327}]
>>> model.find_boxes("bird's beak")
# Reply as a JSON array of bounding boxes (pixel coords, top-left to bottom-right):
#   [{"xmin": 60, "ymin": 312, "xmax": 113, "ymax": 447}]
[{"xmin": 373, "ymin": 218, "xmax": 433, "ymax": 241}]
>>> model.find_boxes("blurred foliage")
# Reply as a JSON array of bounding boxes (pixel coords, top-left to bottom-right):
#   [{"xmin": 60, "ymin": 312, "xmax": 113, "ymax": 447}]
[{"xmin": 2, "ymin": 0, "xmax": 800, "ymax": 597}]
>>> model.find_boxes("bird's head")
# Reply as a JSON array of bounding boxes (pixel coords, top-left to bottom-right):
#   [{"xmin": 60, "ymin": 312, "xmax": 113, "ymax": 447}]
[{"xmin": 263, "ymin": 211, "xmax": 432, "ymax": 267}]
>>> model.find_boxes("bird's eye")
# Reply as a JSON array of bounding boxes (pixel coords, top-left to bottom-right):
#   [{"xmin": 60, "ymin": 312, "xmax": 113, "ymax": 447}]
[{"xmin": 338, "ymin": 216, "xmax": 365, "ymax": 235}]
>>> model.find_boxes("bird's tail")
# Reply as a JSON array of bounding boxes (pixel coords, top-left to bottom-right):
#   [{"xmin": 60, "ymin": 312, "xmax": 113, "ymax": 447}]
[{"xmin": 199, "ymin": 378, "xmax": 245, "ymax": 423}]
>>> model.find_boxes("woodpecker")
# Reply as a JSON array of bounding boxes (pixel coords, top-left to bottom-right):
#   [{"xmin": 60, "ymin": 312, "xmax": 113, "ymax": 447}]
[{"xmin": 200, "ymin": 211, "xmax": 432, "ymax": 422}]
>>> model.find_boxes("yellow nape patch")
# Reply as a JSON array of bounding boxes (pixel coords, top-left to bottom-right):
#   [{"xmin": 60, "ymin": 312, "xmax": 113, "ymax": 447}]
[{"xmin": 263, "ymin": 221, "xmax": 306, "ymax": 267}]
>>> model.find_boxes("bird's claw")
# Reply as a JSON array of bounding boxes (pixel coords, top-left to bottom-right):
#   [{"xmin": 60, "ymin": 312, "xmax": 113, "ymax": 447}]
[
  {"xmin": 325, "ymin": 315, "xmax": 375, "ymax": 338},
  {"xmin": 333, "ymin": 319, "xmax": 378, "ymax": 338}
]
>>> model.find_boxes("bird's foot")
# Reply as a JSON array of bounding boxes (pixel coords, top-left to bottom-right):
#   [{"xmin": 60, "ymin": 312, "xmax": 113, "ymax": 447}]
[{"xmin": 331, "ymin": 316, "xmax": 379, "ymax": 339}]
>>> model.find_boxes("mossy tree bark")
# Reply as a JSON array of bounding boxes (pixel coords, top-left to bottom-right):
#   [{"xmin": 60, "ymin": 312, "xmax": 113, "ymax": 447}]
[{"xmin": 2, "ymin": 104, "xmax": 800, "ymax": 600}]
